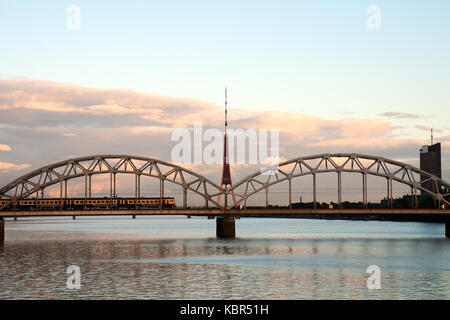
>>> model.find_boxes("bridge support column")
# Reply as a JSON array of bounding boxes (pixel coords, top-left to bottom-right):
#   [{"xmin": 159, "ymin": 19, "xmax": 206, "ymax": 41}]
[
  {"xmin": 337, "ymin": 171, "xmax": 342, "ymax": 208},
  {"xmin": 313, "ymin": 173, "xmax": 317, "ymax": 209},
  {"xmin": 0, "ymin": 218, "xmax": 4, "ymax": 245},
  {"xmin": 288, "ymin": 178, "xmax": 292, "ymax": 209},
  {"xmin": 183, "ymin": 188, "xmax": 187, "ymax": 209},
  {"xmin": 446, "ymin": 216, "xmax": 450, "ymax": 238},
  {"xmin": 216, "ymin": 217, "xmax": 235, "ymax": 239}
]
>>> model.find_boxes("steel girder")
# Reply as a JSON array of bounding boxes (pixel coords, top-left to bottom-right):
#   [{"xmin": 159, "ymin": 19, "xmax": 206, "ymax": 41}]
[
  {"xmin": 1, "ymin": 153, "xmax": 449, "ymax": 210},
  {"xmin": 0, "ymin": 155, "xmax": 221, "ymax": 210},
  {"xmin": 228, "ymin": 153, "xmax": 450, "ymax": 208}
]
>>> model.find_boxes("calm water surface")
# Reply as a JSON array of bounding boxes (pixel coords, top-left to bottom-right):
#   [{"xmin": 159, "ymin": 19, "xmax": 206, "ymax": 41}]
[{"xmin": 0, "ymin": 216, "xmax": 449, "ymax": 299}]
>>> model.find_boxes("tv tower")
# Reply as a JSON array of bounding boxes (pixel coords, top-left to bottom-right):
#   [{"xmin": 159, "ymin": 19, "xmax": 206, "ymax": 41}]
[{"xmin": 217, "ymin": 87, "xmax": 237, "ymax": 208}]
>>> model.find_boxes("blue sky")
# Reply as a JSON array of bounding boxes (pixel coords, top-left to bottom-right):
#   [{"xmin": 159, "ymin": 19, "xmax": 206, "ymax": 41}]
[{"xmin": 1, "ymin": 0, "xmax": 449, "ymax": 117}]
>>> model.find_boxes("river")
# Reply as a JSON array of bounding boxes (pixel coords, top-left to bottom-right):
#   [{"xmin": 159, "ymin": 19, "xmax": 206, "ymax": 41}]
[{"xmin": 0, "ymin": 216, "xmax": 449, "ymax": 299}]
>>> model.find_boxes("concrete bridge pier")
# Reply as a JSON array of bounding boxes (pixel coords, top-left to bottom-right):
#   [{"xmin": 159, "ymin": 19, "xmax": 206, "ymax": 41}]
[
  {"xmin": 446, "ymin": 215, "xmax": 450, "ymax": 238},
  {"xmin": 0, "ymin": 218, "xmax": 4, "ymax": 245},
  {"xmin": 216, "ymin": 217, "xmax": 235, "ymax": 239}
]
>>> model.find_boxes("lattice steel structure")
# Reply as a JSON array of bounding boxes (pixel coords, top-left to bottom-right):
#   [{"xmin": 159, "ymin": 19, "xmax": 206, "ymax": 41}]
[
  {"xmin": 0, "ymin": 155, "xmax": 221, "ymax": 210},
  {"xmin": 1, "ymin": 153, "xmax": 450, "ymax": 210},
  {"xmin": 229, "ymin": 153, "xmax": 450, "ymax": 209}
]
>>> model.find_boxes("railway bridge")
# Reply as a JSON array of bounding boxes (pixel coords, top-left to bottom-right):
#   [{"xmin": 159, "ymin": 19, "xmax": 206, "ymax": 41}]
[{"xmin": 1, "ymin": 153, "xmax": 449, "ymax": 241}]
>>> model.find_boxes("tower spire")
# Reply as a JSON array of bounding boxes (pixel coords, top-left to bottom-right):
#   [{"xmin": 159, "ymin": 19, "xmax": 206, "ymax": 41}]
[
  {"xmin": 225, "ymin": 86, "xmax": 228, "ymax": 132},
  {"xmin": 217, "ymin": 86, "xmax": 237, "ymax": 208}
]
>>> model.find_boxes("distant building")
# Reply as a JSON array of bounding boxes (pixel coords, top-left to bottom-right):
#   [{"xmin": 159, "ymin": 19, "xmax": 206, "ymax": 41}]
[{"xmin": 420, "ymin": 142, "xmax": 441, "ymax": 193}]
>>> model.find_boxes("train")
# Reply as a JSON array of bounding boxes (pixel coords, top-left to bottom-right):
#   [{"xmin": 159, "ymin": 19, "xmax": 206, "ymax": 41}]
[{"xmin": 0, "ymin": 197, "xmax": 176, "ymax": 211}]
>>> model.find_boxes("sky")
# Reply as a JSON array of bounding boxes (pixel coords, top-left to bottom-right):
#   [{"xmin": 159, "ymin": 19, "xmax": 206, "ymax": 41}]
[{"xmin": 1, "ymin": 1, "xmax": 449, "ymax": 204}]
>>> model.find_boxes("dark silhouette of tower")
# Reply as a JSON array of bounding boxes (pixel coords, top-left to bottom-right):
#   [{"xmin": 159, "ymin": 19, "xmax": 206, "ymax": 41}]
[
  {"xmin": 217, "ymin": 87, "xmax": 236, "ymax": 208},
  {"xmin": 419, "ymin": 129, "xmax": 441, "ymax": 194}
]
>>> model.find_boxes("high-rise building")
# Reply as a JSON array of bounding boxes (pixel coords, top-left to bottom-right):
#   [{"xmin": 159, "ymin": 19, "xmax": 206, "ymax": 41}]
[{"xmin": 420, "ymin": 142, "xmax": 441, "ymax": 193}]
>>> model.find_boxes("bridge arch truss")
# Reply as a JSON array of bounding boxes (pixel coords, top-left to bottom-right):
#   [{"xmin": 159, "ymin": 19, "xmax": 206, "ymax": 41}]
[
  {"xmin": 0, "ymin": 155, "xmax": 222, "ymax": 210},
  {"xmin": 228, "ymin": 153, "xmax": 450, "ymax": 209}
]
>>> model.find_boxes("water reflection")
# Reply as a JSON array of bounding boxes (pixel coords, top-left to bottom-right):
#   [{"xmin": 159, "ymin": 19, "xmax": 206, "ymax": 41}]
[{"xmin": 0, "ymin": 217, "xmax": 449, "ymax": 299}]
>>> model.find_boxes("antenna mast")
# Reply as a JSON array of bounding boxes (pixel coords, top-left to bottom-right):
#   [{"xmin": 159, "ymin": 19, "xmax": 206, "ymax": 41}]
[
  {"xmin": 431, "ymin": 128, "xmax": 433, "ymax": 145},
  {"xmin": 225, "ymin": 87, "xmax": 228, "ymax": 133},
  {"xmin": 217, "ymin": 86, "xmax": 237, "ymax": 208}
]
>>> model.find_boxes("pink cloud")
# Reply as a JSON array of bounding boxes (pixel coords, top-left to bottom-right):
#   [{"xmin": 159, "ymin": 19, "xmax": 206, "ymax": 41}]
[
  {"xmin": 0, "ymin": 144, "xmax": 11, "ymax": 151},
  {"xmin": 0, "ymin": 162, "xmax": 31, "ymax": 171}
]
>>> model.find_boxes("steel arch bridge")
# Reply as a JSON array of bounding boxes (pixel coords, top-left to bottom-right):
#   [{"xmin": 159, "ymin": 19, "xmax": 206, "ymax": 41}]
[
  {"xmin": 0, "ymin": 153, "xmax": 449, "ymax": 210},
  {"xmin": 229, "ymin": 153, "xmax": 450, "ymax": 209},
  {"xmin": 0, "ymin": 155, "xmax": 222, "ymax": 210}
]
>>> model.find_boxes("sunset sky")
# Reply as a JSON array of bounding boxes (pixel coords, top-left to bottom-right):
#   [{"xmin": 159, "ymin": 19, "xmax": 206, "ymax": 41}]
[{"xmin": 1, "ymin": 1, "xmax": 449, "ymax": 204}]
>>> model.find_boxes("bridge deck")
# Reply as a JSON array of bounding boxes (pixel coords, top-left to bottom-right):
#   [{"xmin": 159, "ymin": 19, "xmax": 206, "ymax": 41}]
[{"xmin": 0, "ymin": 208, "xmax": 448, "ymax": 217}]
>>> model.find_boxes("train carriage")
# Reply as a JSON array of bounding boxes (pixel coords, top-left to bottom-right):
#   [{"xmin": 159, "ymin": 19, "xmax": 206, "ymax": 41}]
[{"xmin": 0, "ymin": 197, "xmax": 175, "ymax": 211}]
